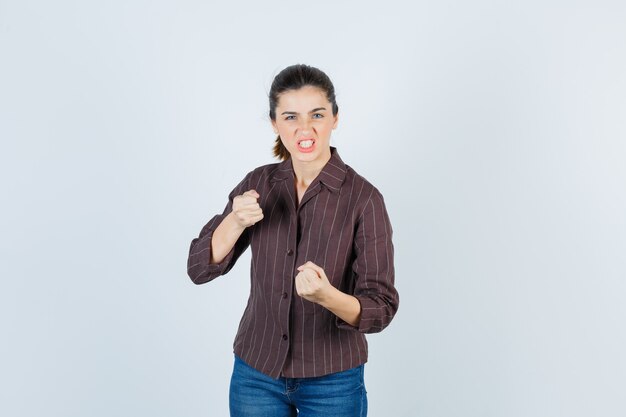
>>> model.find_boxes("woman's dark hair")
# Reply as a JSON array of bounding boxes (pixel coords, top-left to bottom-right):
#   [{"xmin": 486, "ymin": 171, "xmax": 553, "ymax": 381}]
[{"xmin": 269, "ymin": 64, "xmax": 339, "ymax": 161}]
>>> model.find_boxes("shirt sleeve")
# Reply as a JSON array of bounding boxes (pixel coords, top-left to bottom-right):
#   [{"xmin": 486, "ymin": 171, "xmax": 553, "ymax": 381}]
[
  {"xmin": 186, "ymin": 171, "xmax": 253, "ymax": 285},
  {"xmin": 336, "ymin": 189, "xmax": 399, "ymax": 333}
]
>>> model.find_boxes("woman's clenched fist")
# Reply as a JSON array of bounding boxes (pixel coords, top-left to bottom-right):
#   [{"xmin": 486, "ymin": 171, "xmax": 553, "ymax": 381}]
[{"xmin": 231, "ymin": 189, "xmax": 264, "ymax": 228}]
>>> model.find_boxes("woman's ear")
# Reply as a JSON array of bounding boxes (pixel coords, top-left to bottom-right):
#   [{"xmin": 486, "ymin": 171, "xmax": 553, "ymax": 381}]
[{"xmin": 332, "ymin": 112, "xmax": 339, "ymax": 129}]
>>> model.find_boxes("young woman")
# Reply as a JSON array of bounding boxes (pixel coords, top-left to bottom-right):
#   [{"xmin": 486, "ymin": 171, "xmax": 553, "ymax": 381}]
[{"xmin": 187, "ymin": 64, "xmax": 399, "ymax": 417}]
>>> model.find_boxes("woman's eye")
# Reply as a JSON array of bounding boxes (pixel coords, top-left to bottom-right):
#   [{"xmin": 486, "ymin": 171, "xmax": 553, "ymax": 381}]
[
  {"xmin": 285, "ymin": 115, "xmax": 295, "ymax": 120},
  {"xmin": 313, "ymin": 113, "xmax": 323, "ymax": 118}
]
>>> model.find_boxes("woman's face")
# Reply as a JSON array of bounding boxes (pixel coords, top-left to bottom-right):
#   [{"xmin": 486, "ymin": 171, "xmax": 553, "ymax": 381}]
[{"xmin": 271, "ymin": 85, "xmax": 338, "ymax": 164}]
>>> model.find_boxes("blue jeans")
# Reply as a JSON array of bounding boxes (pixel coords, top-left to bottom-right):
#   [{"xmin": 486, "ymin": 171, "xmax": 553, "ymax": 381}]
[{"xmin": 229, "ymin": 354, "xmax": 368, "ymax": 417}]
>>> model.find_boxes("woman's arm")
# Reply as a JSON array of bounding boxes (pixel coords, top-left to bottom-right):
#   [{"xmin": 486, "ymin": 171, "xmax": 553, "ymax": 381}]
[
  {"xmin": 338, "ymin": 189, "xmax": 399, "ymax": 333},
  {"xmin": 294, "ymin": 188, "xmax": 399, "ymax": 331},
  {"xmin": 211, "ymin": 188, "xmax": 263, "ymax": 264},
  {"xmin": 210, "ymin": 212, "xmax": 247, "ymax": 264},
  {"xmin": 187, "ymin": 172, "xmax": 255, "ymax": 285},
  {"xmin": 319, "ymin": 288, "xmax": 362, "ymax": 327}
]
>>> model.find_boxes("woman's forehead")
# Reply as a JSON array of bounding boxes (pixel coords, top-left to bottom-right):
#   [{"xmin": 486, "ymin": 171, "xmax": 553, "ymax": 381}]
[{"xmin": 277, "ymin": 86, "xmax": 329, "ymax": 109}]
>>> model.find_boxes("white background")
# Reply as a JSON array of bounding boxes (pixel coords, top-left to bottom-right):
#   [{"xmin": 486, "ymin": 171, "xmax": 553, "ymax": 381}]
[{"xmin": 1, "ymin": 1, "xmax": 625, "ymax": 416}]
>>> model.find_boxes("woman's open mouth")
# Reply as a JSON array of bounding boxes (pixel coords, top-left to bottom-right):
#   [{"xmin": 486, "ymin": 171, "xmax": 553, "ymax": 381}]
[{"xmin": 297, "ymin": 138, "xmax": 316, "ymax": 153}]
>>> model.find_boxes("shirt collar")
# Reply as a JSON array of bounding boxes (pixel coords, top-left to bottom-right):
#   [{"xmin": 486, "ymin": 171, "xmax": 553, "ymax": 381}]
[{"xmin": 269, "ymin": 146, "xmax": 347, "ymax": 193}]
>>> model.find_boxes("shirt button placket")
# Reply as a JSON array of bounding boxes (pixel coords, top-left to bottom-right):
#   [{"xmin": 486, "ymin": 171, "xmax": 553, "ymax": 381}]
[
  {"xmin": 283, "ymin": 248, "xmax": 294, "ymax": 302},
  {"xmin": 279, "ymin": 220, "xmax": 297, "ymax": 368}
]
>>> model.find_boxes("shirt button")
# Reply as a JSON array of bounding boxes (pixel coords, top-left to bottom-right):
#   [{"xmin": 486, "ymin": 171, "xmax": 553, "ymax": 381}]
[
  {"xmin": 282, "ymin": 292, "xmax": 288, "ymax": 299},
  {"xmin": 286, "ymin": 249, "xmax": 294, "ymax": 256},
  {"xmin": 282, "ymin": 334, "xmax": 288, "ymax": 341}
]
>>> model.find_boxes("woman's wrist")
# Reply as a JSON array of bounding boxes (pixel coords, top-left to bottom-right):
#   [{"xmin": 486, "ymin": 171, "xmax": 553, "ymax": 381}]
[
  {"xmin": 210, "ymin": 212, "xmax": 247, "ymax": 264},
  {"xmin": 225, "ymin": 211, "xmax": 248, "ymax": 234},
  {"xmin": 319, "ymin": 287, "xmax": 362, "ymax": 327}
]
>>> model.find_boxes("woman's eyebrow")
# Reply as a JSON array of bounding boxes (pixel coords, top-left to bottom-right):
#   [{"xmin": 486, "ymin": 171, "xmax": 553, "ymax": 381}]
[{"xmin": 281, "ymin": 107, "xmax": 327, "ymax": 115}]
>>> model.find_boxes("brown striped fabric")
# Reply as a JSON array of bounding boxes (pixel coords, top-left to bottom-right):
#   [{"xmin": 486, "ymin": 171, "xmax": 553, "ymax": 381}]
[{"xmin": 187, "ymin": 146, "xmax": 399, "ymax": 379}]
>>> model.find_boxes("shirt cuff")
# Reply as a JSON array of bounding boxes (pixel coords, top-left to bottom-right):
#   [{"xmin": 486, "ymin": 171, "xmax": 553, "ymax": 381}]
[
  {"xmin": 335, "ymin": 294, "xmax": 390, "ymax": 333},
  {"xmin": 194, "ymin": 230, "xmax": 237, "ymax": 275},
  {"xmin": 211, "ymin": 236, "xmax": 237, "ymax": 272},
  {"xmin": 335, "ymin": 295, "xmax": 366, "ymax": 332}
]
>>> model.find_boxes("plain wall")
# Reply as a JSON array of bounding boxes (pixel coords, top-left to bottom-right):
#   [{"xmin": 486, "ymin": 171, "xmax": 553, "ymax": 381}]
[{"xmin": 1, "ymin": 1, "xmax": 625, "ymax": 416}]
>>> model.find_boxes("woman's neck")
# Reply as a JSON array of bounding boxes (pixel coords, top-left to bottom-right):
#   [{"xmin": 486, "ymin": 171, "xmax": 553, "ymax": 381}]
[{"xmin": 291, "ymin": 149, "xmax": 331, "ymax": 187}]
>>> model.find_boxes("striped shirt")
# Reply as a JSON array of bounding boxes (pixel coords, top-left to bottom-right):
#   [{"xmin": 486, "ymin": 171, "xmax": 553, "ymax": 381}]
[{"xmin": 187, "ymin": 146, "xmax": 399, "ymax": 379}]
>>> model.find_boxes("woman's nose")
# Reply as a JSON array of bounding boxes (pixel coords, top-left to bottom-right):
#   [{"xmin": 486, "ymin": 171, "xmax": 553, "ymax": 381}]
[{"xmin": 298, "ymin": 119, "xmax": 312, "ymax": 133}]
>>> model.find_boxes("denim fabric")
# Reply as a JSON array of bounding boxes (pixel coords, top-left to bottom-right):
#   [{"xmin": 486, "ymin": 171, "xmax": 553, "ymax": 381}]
[{"xmin": 229, "ymin": 354, "xmax": 368, "ymax": 417}]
